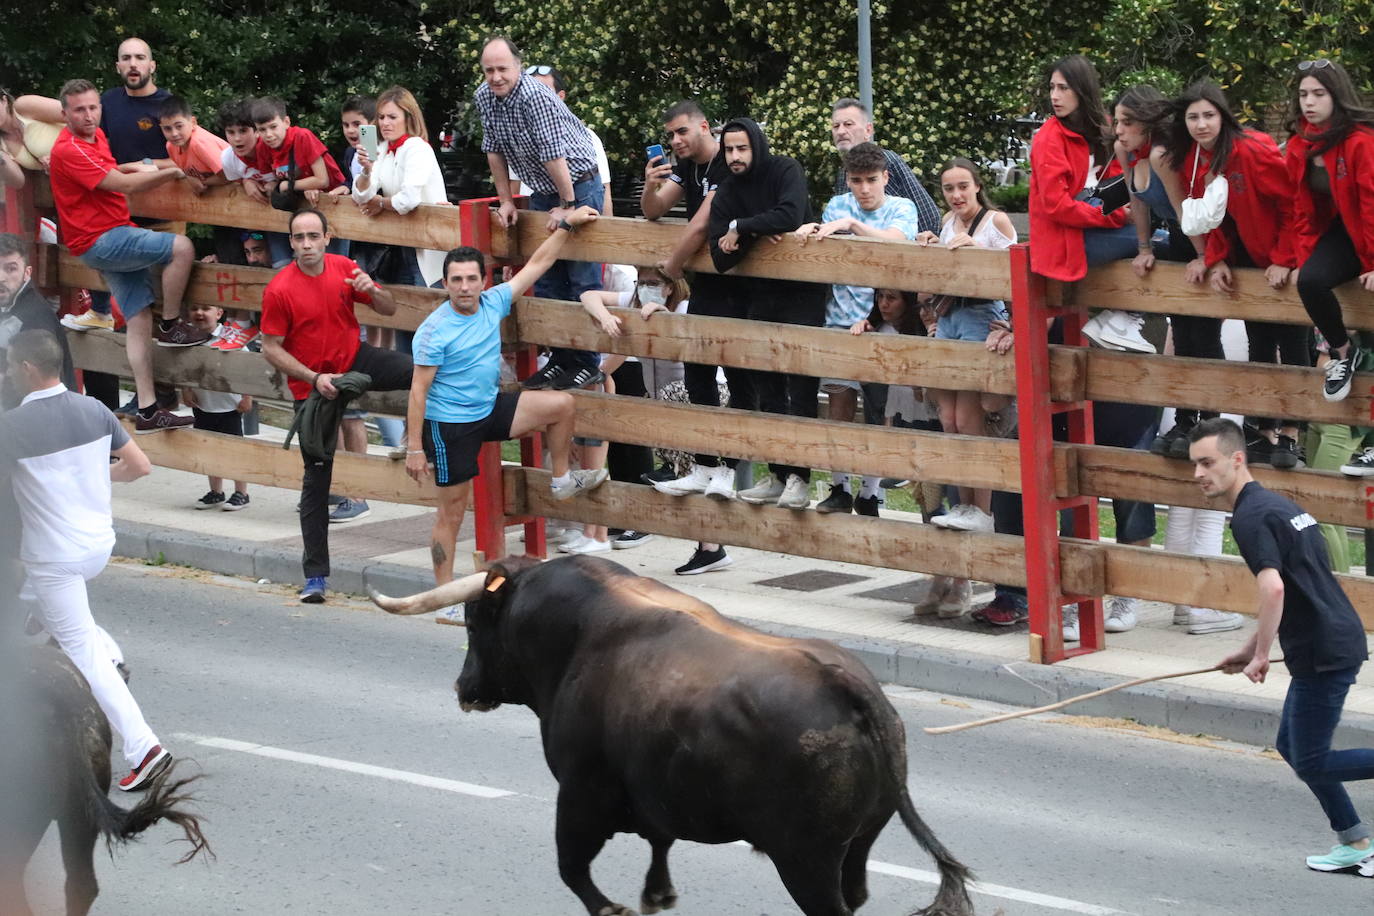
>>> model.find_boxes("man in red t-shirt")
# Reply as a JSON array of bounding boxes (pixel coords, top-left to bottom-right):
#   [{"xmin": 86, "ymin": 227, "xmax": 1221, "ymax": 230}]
[
  {"xmin": 259, "ymin": 208, "xmax": 413, "ymax": 604},
  {"xmin": 47, "ymin": 78, "xmax": 210, "ymax": 433}
]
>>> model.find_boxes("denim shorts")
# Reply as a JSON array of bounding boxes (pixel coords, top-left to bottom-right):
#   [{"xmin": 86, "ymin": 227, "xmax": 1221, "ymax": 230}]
[
  {"xmin": 78, "ymin": 225, "xmax": 174, "ymax": 319},
  {"xmin": 936, "ymin": 300, "xmax": 1006, "ymax": 342},
  {"xmin": 821, "ymin": 378, "xmax": 861, "ymax": 393}
]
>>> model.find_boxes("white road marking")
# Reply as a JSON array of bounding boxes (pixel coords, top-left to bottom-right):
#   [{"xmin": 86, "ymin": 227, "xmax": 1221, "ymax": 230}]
[
  {"xmin": 178, "ymin": 732, "xmax": 1121, "ymax": 914},
  {"xmin": 174, "ymin": 733, "xmax": 516, "ymax": 799}
]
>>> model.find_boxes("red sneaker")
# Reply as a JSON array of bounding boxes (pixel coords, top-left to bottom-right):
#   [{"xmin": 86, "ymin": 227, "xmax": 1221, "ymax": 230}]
[
  {"xmin": 118, "ymin": 744, "xmax": 171, "ymax": 791},
  {"xmin": 971, "ymin": 594, "xmax": 1028, "ymax": 627}
]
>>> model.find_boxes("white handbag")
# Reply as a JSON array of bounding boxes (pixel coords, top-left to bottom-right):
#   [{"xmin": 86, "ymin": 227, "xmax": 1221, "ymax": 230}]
[{"xmin": 1180, "ymin": 144, "xmax": 1228, "ymax": 236}]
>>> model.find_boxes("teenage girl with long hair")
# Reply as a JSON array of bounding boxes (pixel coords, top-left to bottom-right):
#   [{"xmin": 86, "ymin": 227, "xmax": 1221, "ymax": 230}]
[
  {"xmin": 1029, "ymin": 55, "xmax": 1152, "ymax": 353},
  {"xmin": 1286, "ymin": 59, "xmax": 1374, "ymax": 404},
  {"xmin": 1168, "ymin": 80, "xmax": 1307, "ymax": 469}
]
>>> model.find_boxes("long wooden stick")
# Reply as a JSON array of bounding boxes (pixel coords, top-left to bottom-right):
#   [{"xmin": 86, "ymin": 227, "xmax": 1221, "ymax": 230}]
[{"xmin": 923, "ymin": 660, "xmax": 1283, "ymax": 735}]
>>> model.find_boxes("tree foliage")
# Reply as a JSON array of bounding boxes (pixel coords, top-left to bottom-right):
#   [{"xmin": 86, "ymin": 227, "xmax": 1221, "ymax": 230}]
[{"xmin": 6, "ymin": 0, "xmax": 1374, "ymax": 202}]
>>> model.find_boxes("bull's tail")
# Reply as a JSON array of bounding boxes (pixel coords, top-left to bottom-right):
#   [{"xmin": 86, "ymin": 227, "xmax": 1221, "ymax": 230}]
[
  {"xmin": 896, "ymin": 788, "xmax": 973, "ymax": 916},
  {"xmin": 81, "ymin": 762, "xmax": 211, "ymax": 864}
]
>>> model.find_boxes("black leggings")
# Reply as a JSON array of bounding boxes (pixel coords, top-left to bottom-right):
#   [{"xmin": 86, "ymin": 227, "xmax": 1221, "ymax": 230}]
[
  {"xmin": 606, "ymin": 362, "xmax": 654, "ymax": 484},
  {"xmin": 1297, "ymin": 220, "xmax": 1363, "ymax": 351}
]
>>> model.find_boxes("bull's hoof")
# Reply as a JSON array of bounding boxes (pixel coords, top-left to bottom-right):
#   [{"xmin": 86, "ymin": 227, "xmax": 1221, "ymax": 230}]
[
  {"xmin": 596, "ymin": 905, "xmax": 637, "ymax": 916},
  {"xmin": 639, "ymin": 886, "xmax": 678, "ymax": 913}
]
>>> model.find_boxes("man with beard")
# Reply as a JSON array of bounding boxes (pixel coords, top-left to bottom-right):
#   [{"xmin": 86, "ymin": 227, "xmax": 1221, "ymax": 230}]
[
  {"xmin": 707, "ymin": 117, "xmax": 826, "ymax": 510},
  {"xmin": 0, "ymin": 233, "xmax": 73, "ymax": 410}
]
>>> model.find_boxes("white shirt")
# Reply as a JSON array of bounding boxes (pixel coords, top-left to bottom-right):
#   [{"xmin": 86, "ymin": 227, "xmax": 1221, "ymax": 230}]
[{"xmin": 352, "ymin": 135, "xmax": 449, "ymax": 285}]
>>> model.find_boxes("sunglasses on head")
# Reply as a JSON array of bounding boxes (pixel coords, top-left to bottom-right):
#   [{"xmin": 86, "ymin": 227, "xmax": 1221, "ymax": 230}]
[
  {"xmin": 241, "ymin": 231, "xmax": 265, "ymax": 242},
  {"xmin": 525, "ymin": 65, "xmax": 554, "ymax": 76},
  {"xmin": 1298, "ymin": 59, "xmax": 1334, "ymax": 72}
]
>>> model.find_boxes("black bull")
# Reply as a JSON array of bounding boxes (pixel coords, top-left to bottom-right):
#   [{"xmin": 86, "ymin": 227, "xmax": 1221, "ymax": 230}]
[{"xmin": 371, "ymin": 555, "xmax": 973, "ymax": 916}]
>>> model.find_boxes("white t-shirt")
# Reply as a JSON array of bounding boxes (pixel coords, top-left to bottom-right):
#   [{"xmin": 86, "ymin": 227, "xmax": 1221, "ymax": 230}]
[
  {"xmin": 221, "ymin": 146, "xmax": 267, "ymax": 182},
  {"xmin": 192, "ymin": 388, "xmax": 243, "ymax": 414}
]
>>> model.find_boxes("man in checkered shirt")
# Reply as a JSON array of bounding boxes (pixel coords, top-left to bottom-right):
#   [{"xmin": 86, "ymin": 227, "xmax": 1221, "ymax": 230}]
[{"xmin": 474, "ymin": 34, "xmax": 604, "ymax": 391}]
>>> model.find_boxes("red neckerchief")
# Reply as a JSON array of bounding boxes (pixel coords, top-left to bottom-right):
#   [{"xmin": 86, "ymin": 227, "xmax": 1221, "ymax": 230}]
[{"xmin": 384, "ymin": 134, "xmax": 411, "ymax": 156}]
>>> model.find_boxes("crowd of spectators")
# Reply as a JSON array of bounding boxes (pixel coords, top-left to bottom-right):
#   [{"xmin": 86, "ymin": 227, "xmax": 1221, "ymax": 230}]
[{"xmin": 2, "ymin": 38, "xmax": 1370, "ymax": 637}]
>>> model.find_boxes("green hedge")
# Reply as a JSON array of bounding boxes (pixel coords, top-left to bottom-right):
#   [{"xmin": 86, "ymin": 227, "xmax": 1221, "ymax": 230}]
[{"xmin": 7, "ymin": 1, "xmax": 1374, "ymax": 206}]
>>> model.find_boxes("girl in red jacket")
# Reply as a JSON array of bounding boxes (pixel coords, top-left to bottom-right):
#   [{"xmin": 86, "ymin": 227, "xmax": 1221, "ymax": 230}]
[
  {"xmin": 1029, "ymin": 55, "xmax": 1152, "ymax": 353},
  {"xmin": 1167, "ymin": 80, "xmax": 1307, "ymax": 469},
  {"xmin": 1287, "ymin": 59, "xmax": 1374, "ymax": 402}
]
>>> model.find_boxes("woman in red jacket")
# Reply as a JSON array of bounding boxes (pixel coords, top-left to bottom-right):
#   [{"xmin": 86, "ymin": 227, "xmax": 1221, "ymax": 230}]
[
  {"xmin": 1288, "ymin": 59, "xmax": 1374, "ymax": 403},
  {"xmin": 1168, "ymin": 80, "xmax": 1307, "ymax": 468},
  {"xmin": 1029, "ymin": 55, "xmax": 1151, "ymax": 352}
]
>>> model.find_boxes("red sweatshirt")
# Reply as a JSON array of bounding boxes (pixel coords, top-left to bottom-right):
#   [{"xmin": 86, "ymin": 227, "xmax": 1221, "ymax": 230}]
[
  {"xmin": 1179, "ymin": 130, "xmax": 1295, "ymax": 269},
  {"xmin": 1029, "ymin": 115, "xmax": 1127, "ymax": 282},
  {"xmin": 1287, "ymin": 122, "xmax": 1374, "ymax": 272}
]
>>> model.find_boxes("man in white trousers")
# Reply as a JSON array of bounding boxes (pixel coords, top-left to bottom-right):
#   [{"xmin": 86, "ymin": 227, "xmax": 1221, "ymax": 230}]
[{"xmin": 0, "ymin": 329, "xmax": 170, "ymax": 790}]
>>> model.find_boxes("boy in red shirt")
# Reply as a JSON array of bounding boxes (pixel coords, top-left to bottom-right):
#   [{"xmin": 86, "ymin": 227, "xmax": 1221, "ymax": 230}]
[
  {"xmin": 245, "ymin": 97, "xmax": 345, "ymax": 269},
  {"xmin": 47, "ymin": 79, "xmax": 208, "ymax": 433}
]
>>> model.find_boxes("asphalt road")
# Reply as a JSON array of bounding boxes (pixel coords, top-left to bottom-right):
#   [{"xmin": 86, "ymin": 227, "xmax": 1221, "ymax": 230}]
[{"xmin": 18, "ymin": 562, "xmax": 1373, "ymax": 915}]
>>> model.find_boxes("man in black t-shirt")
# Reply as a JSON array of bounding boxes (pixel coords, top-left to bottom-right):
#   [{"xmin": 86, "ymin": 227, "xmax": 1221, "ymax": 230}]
[
  {"xmin": 639, "ymin": 100, "xmax": 741, "ymax": 576},
  {"xmin": 1189, "ymin": 418, "xmax": 1373, "ymax": 876}
]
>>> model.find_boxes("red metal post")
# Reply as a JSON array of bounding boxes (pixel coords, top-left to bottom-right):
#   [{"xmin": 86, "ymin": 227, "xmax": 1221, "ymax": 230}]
[{"xmin": 1009, "ymin": 245, "xmax": 1103, "ymax": 662}]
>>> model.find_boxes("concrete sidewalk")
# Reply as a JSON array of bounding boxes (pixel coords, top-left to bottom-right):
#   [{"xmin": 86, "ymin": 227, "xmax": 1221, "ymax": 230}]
[{"xmin": 111, "ymin": 427, "xmax": 1374, "ymax": 750}]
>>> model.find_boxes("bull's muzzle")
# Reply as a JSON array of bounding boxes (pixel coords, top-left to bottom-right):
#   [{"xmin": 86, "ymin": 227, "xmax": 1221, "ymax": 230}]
[{"xmin": 367, "ymin": 571, "xmax": 487, "ymax": 618}]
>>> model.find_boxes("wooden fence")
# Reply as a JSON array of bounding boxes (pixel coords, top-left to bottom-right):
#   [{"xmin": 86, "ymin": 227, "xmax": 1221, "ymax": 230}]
[{"xmin": 8, "ymin": 177, "xmax": 1374, "ymax": 664}]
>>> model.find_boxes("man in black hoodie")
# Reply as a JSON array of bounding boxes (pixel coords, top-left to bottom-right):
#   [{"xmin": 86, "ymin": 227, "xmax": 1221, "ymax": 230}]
[
  {"xmin": 707, "ymin": 117, "xmax": 826, "ymax": 510},
  {"xmin": 0, "ymin": 233, "xmax": 74, "ymax": 410}
]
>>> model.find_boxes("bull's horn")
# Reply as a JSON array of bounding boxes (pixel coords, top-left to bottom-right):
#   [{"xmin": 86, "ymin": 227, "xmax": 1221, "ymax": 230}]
[{"xmin": 368, "ymin": 572, "xmax": 488, "ymax": 615}]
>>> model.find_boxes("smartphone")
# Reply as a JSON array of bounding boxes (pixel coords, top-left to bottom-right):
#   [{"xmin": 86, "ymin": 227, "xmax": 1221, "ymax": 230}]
[
  {"xmin": 359, "ymin": 124, "xmax": 379, "ymax": 160},
  {"xmin": 645, "ymin": 144, "xmax": 666, "ymax": 166}
]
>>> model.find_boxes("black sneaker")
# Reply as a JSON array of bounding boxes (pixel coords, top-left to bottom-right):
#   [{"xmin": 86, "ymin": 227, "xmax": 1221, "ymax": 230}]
[
  {"xmin": 521, "ymin": 364, "xmax": 567, "ymax": 390},
  {"xmin": 156, "ymin": 318, "xmax": 213, "ymax": 348},
  {"xmin": 555, "ymin": 366, "xmax": 605, "ymax": 390},
  {"xmin": 223, "ymin": 491, "xmax": 251, "ymax": 511},
  {"xmin": 114, "ymin": 395, "xmax": 139, "ymax": 417},
  {"xmin": 194, "ymin": 489, "xmax": 226, "ymax": 509},
  {"xmin": 1150, "ymin": 416, "xmax": 1195, "ymax": 459},
  {"xmin": 1269, "ymin": 434, "xmax": 1302, "ymax": 470},
  {"xmin": 1245, "ymin": 426, "xmax": 1274, "ymax": 466},
  {"xmin": 1341, "ymin": 447, "xmax": 1374, "ymax": 477},
  {"xmin": 815, "ymin": 486, "xmax": 853, "ymax": 514},
  {"xmin": 853, "ymin": 494, "xmax": 880, "ymax": 517},
  {"xmin": 612, "ymin": 530, "xmax": 655, "ymax": 549},
  {"xmin": 641, "ymin": 465, "xmax": 678, "ymax": 485},
  {"xmin": 675, "ymin": 546, "xmax": 733, "ymax": 575},
  {"xmin": 1323, "ymin": 345, "xmax": 1362, "ymax": 402}
]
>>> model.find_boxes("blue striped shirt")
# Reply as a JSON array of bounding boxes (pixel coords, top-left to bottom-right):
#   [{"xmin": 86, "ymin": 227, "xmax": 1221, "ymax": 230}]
[{"xmin": 819, "ymin": 194, "xmax": 920, "ymax": 327}]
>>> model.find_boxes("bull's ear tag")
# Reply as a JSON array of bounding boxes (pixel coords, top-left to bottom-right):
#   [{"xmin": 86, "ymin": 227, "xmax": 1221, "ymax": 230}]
[{"xmin": 485, "ymin": 575, "xmax": 507, "ymax": 592}]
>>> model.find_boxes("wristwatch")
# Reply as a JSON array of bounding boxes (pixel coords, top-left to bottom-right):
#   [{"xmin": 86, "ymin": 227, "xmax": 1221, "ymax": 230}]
[
  {"xmin": 728, "ymin": 219, "xmax": 738, "ymax": 234},
  {"xmin": 560, "ymin": 198, "xmax": 577, "ymax": 209},
  {"xmin": 557, "ymin": 218, "xmax": 575, "ymax": 232}
]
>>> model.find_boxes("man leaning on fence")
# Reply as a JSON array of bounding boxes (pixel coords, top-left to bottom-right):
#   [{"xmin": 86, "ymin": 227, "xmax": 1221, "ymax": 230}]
[
  {"xmin": 473, "ymin": 34, "xmax": 604, "ymax": 391},
  {"xmin": 47, "ymin": 78, "xmax": 209, "ymax": 433},
  {"xmin": 258, "ymin": 208, "xmax": 414, "ymax": 605}
]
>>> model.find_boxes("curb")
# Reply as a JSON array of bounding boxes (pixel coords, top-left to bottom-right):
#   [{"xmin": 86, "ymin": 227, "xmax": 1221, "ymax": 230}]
[{"xmin": 115, "ymin": 519, "xmax": 1374, "ymax": 750}]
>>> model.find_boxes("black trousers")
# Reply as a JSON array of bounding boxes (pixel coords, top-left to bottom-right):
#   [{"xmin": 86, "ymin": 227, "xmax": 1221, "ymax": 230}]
[
  {"xmin": 1244, "ymin": 321, "xmax": 1311, "ymax": 429},
  {"xmin": 1297, "ymin": 220, "xmax": 1363, "ymax": 351},
  {"xmin": 298, "ymin": 343, "xmax": 413, "ymax": 578},
  {"xmin": 606, "ymin": 362, "xmax": 655, "ymax": 484},
  {"xmin": 740, "ymin": 280, "xmax": 825, "ymax": 482},
  {"xmin": 682, "ymin": 279, "xmax": 752, "ymax": 467}
]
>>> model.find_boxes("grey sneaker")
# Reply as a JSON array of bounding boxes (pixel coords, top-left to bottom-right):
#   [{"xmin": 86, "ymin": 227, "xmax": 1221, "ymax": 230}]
[
  {"xmin": 776, "ymin": 474, "xmax": 811, "ymax": 509},
  {"xmin": 551, "ymin": 468, "xmax": 609, "ymax": 501},
  {"xmin": 737, "ymin": 474, "xmax": 783, "ymax": 505},
  {"xmin": 1062, "ymin": 605, "xmax": 1080, "ymax": 642},
  {"xmin": 937, "ymin": 578, "xmax": 971, "ymax": 618},
  {"xmin": 1104, "ymin": 596, "xmax": 1138, "ymax": 632}
]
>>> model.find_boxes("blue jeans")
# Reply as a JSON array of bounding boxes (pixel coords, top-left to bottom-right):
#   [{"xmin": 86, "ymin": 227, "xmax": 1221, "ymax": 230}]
[
  {"xmin": 78, "ymin": 225, "xmax": 174, "ymax": 319},
  {"xmin": 1076, "ymin": 191, "xmax": 1139, "ymax": 267},
  {"xmin": 529, "ymin": 173, "xmax": 604, "ymax": 373},
  {"xmin": 1276, "ymin": 664, "xmax": 1374, "ymax": 843}
]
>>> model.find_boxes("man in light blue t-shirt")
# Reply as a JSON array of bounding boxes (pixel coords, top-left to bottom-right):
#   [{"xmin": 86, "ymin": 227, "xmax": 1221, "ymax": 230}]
[
  {"xmin": 407, "ymin": 205, "xmax": 606, "ymax": 588},
  {"xmin": 793, "ymin": 141, "xmax": 920, "ymax": 516}
]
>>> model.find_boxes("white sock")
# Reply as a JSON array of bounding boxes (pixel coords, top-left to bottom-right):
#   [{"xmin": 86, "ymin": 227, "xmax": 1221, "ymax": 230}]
[
  {"xmin": 837, "ymin": 476, "xmax": 853, "ymax": 495},
  {"xmin": 552, "ymin": 473, "xmax": 572, "ymax": 488}
]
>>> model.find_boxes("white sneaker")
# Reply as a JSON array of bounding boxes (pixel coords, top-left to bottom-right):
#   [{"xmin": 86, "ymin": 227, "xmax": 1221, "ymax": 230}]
[
  {"xmin": 1187, "ymin": 607, "xmax": 1244, "ymax": 634},
  {"xmin": 1084, "ymin": 310, "xmax": 1155, "ymax": 353},
  {"xmin": 738, "ymin": 474, "xmax": 783, "ymax": 505},
  {"xmin": 550, "ymin": 468, "xmax": 609, "ymax": 501},
  {"xmin": 1173, "ymin": 604, "xmax": 1192, "ymax": 626},
  {"xmin": 937, "ymin": 578, "xmax": 971, "ymax": 618},
  {"xmin": 1104, "ymin": 595, "xmax": 1138, "ymax": 633},
  {"xmin": 654, "ymin": 464, "xmax": 712, "ymax": 496},
  {"xmin": 704, "ymin": 464, "xmax": 736, "ymax": 500},
  {"xmin": 566, "ymin": 537, "xmax": 611, "ymax": 554},
  {"xmin": 776, "ymin": 474, "xmax": 811, "ymax": 509},
  {"xmin": 436, "ymin": 604, "xmax": 465, "ymax": 625},
  {"xmin": 933, "ymin": 504, "xmax": 993, "ymax": 532},
  {"xmin": 1063, "ymin": 605, "xmax": 1080, "ymax": 642},
  {"xmin": 558, "ymin": 533, "xmax": 592, "ymax": 553}
]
